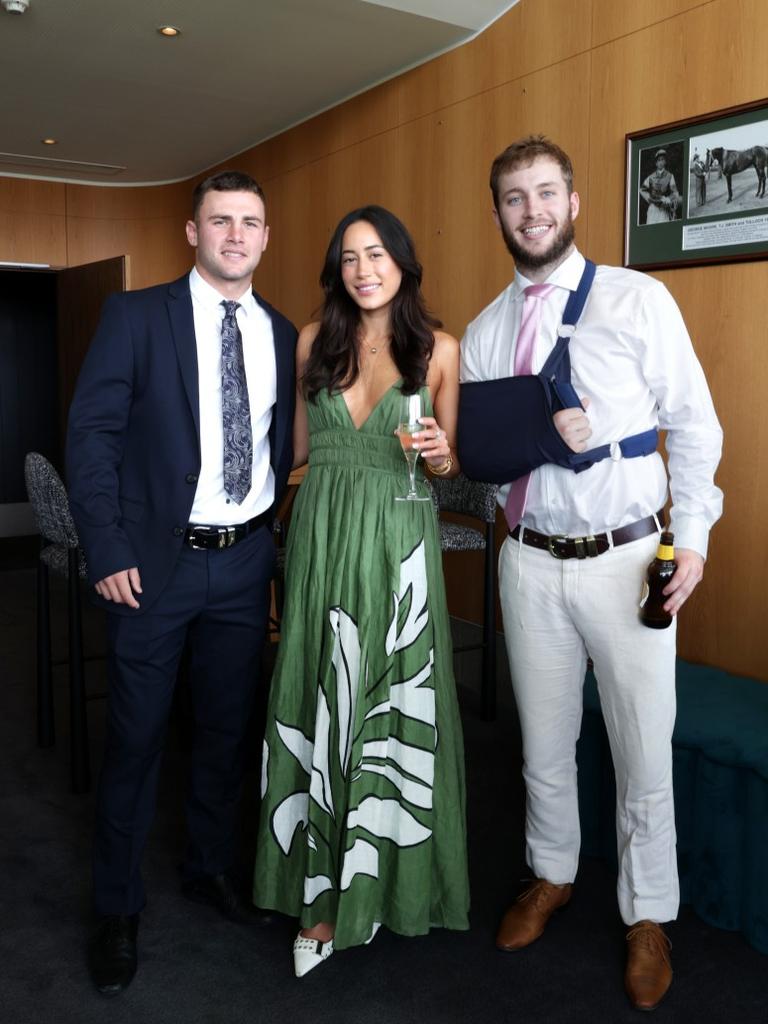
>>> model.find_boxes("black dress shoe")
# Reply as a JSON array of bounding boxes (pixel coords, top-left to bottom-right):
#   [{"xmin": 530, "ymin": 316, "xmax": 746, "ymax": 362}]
[
  {"xmin": 181, "ymin": 872, "xmax": 273, "ymax": 926},
  {"xmin": 88, "ymin": 914, "xmax": 139, "ymax": 997}
]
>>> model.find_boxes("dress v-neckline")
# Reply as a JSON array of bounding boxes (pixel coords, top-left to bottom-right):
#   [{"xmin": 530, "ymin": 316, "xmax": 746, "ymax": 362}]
[{"xmin": 339, "ymin": 378, "xmax": 403, "ymax": 432}]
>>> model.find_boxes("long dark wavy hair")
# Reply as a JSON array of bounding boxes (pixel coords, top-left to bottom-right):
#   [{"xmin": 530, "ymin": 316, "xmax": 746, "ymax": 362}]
[{"xmin": 302, "ymin": 206, "xmax": 441, "ymax": 400}]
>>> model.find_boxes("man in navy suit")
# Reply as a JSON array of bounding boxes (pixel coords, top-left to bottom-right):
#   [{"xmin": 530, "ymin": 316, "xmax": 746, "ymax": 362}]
[{"xmin": 67, "ymin": 170, "xmax": 297, "ymax": 996}]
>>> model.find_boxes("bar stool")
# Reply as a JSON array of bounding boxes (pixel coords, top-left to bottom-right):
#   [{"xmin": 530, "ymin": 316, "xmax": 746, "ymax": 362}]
[
  {"xmin": 24, "ymin": 452, "xmax": 91, "ymax": 793},
  {"xmin": 429, "ymin": 474, "xmax": 498, "ymax": 720}
]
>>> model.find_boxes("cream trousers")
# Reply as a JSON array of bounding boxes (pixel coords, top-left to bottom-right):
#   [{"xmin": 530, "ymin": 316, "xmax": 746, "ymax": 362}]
[{"xmin": 499, "ymin": 531, "xmax": 679, "ymax": 925}]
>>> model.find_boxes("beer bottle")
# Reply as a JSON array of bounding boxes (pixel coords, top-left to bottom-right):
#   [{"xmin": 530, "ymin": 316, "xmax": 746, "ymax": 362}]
[{"xmin": 640, "ymin": 531, "xmax": 676, "ymax": 629}]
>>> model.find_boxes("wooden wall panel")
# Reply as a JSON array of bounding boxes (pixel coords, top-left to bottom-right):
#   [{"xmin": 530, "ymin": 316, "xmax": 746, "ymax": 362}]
[
  {"xmin": 0, "ymin": 210, "xmax": 67, "ymax": 268},
  {"xmin": 205, "ymin": 79, "xmax": 401, "ymax": 191},
  {"xmin": 264, "ymin": 162, "xmax": 334, "ymax": 329},
  {"xmin": 0, "ymin": 179, "xmax": 67, "ymax": 266},
  {"xmin": 665, "ymin": 260, "xmax": 768, "ymax": 676},
  {"xmin": 396, "ymin": 0, "xmax": 592, "ymax": 126},
  {"xmin": 66, "ymin": 215, "xmax": 189, "ymax": 290},
  {"xmin": 64, "ymin": 181, "xmax": 190, "ymax": 289},
  {"xmin": 591, "ymin": 0, "xmax": 712, "ymax": 47},
  {"xmin": 64, "ymin": 182, "xmax": 189, "ymax": 222},
  {"xmin": 0, "ymin": 177, "xmax": 65, "ymax": 217}
]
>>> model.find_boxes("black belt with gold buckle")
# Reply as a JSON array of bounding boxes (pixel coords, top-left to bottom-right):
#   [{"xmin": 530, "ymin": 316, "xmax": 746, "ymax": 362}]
[
  {"xmin": 185, "ymin": 508, "xmax": 272, "ymax": 551},
  {"xmin": 508, "ymin": 509, "xmax": 664, "ymax": 560}
]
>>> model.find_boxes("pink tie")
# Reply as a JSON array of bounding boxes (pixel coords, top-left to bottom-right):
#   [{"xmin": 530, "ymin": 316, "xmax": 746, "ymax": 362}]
[{"xmin": 504, "ymin": 283, "xmax": 556, "ymax": 531}]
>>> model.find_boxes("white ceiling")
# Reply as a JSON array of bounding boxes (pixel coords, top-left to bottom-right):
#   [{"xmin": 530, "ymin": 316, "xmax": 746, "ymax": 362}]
[{"xmin": 0, "ymin": 0, "xmax": 516, "ymax": 185}]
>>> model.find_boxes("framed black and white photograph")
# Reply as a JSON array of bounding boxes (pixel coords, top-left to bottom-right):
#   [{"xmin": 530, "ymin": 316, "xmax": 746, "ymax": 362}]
[{"xmin": 624, "ymin": 98, "xmax": 768, "ymax": 269}]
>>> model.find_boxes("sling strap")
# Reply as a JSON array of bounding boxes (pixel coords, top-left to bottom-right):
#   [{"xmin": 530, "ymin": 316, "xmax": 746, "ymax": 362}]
[{"xmin": 541, "ymin": 259, "xmax": 658, "ymax": 473}]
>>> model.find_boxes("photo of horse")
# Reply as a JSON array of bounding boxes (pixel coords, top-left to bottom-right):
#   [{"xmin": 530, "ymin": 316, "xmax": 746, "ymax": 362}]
[{"xmin": 688, "ymin": 118, "xmax": 768, "ymax": 218}]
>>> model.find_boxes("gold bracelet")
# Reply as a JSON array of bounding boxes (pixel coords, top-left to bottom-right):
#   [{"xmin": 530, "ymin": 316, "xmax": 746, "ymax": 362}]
[{"xmin": 426, "ymin": 452, "xmax": 453, "ymax": 476}]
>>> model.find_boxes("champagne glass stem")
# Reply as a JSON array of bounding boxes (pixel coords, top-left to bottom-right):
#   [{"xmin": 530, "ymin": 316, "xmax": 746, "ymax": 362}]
[{"xmin": 407, "ymin": 452, "xmax": 418, "ymax": 497}]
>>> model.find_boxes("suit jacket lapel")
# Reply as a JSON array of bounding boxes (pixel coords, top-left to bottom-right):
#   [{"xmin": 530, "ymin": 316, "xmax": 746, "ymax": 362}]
[
  {"xmin": 167, "ymin": 275, "xmax": 201, "ymax": 441},
  {"xmin": 255, "ymin": 292, "xmax": 291, "ymax": 466}
]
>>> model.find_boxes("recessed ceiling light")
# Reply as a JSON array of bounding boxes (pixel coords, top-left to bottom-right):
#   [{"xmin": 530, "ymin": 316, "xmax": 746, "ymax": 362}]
[
  {"xmin": 41, "ymin": 138, "xmax": 57, "ymax": 145},
  {"xmin": 158, "ymin": 25, "xmax": 180, "ymax": 37}
]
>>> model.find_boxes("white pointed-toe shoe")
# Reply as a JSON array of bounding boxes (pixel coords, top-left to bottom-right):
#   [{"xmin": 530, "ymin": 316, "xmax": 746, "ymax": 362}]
[
  {"xmin": 293, "ymin": 933, "xmax": 334, "ymax": 977},
  {"xmin": 365, "ymin": 922, "xmax": 381, "ymax": 945}
]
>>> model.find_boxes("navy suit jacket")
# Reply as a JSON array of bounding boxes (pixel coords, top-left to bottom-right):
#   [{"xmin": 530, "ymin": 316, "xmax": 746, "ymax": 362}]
[{"xmin": 66, "ymin": 273, "xmax": 297, "ymax": 615}]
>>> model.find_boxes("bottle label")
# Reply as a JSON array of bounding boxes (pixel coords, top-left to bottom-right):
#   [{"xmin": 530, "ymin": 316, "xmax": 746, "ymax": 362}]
[{"xmin": 657, "ymin": 544, "xmax": 674, "ymax": 560}]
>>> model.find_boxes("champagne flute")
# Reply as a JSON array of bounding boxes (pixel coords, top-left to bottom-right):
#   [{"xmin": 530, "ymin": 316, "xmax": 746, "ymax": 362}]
[{"xmin": 395, "ymin": 393, "xmax": 431, "ymax": 502}]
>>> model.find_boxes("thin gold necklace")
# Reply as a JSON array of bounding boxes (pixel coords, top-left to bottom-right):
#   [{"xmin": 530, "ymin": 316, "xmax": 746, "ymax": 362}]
[{"xmin": 364, "ymin": 337, "xmax": 390, "ymax": 355}]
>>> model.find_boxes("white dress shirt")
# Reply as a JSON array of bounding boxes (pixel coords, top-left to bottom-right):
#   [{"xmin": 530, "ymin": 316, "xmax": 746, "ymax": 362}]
[
  {"xmin": 461, "ymin": 249, "xmax": 723, "ymax": 557},
  {"xmin": 188, "ymin": 267, "xmax": 276, "ymax": 525}
]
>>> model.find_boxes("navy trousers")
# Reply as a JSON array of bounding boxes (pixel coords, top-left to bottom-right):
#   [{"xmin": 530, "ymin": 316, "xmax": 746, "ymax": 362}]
[{"xmin": 93, "ymin": 526, "xmax": 275, "ymax": 917}]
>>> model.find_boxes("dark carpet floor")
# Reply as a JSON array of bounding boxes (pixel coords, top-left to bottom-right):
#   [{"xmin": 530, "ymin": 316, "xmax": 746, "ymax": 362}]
[{"xmin": 0, "ymin": 547, "xmax": 765, "ymax": 1024}]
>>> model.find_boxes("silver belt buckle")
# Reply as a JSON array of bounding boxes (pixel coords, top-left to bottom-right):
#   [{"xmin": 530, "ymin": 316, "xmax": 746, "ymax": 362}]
[
  {"xmin": 188, "ymin": 529, "xmax": 207, "ymax": 550},
  {"xmin": 547, "ymin": 535, "xmax": 569, "ymax": 559}
]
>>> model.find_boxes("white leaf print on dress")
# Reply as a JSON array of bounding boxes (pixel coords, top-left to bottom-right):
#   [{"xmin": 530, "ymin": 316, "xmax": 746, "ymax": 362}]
[
  {"xmin": 276, "ymin": 721, "xmax": 313, "ymax": 775},
  {"xmin": 385, "ymin": 540, "xmax": 429, "ymax": 656},
  {"xmin": 357, "ymin": 762, "xmax": 432, "ymax": 809},
  {"xmin": 309, "ymin": 688, "xmax": 334, "ymax": 819},
  {"xmin": 361, "ymin": 738, "xmax": 434, "ymax": 787},
  {"xmin": 347, "ymin": 796, "xmax": 431, "ymax": 846},
  {"xmin": 365, "ymin": 649, "xmax": 435, "ymax": 730},
  {"xmin": 272, "ymin": 791, "xmax": 309, "ymax": 855},
  {"xmin": 340, "ymin": 838, "xmax": 379, "ymax": 890},
  {"xmin": 270, "ymin": 697, "xmax": 334, "ymax": 851},
  {"xmin": 329, "ymin": 607, "xmax": 361, "ymax": 776},
  {"xmin": 304, "ymin": 873, "xmax": 334, "ymax": 905}
]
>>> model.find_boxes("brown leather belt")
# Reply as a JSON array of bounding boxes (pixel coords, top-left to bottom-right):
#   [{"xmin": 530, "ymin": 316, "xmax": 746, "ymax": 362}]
[
  {"xmin": 508, "ymin": 510, "xmax": 664, "ymax": 560},
  {"xmin": 185, "ymin": 507, "xmax": 273, "ymax": 550}
]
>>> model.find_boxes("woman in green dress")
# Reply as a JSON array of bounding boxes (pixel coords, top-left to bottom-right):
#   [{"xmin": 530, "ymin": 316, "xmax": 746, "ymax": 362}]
[{"xmin": 253, "ymin": 206, "xmax": 469, "ymax": 976}]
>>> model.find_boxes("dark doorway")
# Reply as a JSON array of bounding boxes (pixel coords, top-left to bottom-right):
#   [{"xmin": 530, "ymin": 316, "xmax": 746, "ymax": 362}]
[
  {"xmin": 0, "ymin": 269, "xmax": 59, "ymax": 501},
  {"xmin": 0, "ymin": 257, "xmax": 125, "ymax": 538}
]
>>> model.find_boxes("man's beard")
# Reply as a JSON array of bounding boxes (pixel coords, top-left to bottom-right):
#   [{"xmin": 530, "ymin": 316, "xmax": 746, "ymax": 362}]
[{"xmin": 500, "ymin": 215, "xmax": 575, "ymax": 271}]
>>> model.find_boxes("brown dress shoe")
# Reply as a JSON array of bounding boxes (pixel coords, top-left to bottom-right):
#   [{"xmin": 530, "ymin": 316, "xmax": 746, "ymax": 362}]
[
  {"xmin": 496, "ymin": 878, "xmax": 572, "ymax": 951},
  {"xmin": 625, "ymin": 920, "xmax": 673, "ymax": 1011}
]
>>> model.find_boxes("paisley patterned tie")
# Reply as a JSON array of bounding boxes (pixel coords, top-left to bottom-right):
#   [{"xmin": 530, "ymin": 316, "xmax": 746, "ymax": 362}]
[{"xmin": 220, "ymin": 300, "xmax": 252, "ymax": 504}]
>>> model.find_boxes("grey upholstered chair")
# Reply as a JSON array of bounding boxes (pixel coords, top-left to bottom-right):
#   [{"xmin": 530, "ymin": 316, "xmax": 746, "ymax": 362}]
[
  {"xmin": 429, "ymin": 473, "xmax": 498, "ymax": 720},
  {"xmin": 24, "ymin": 452, "xmax": 91, "ymax": 793}
]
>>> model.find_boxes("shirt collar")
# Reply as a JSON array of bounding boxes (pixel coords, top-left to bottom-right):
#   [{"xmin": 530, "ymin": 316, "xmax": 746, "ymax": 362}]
[
  {"xmin": 189, "ymin": 267, "xmax": 256, "ymax": 316},
  {"xmin": 511, "ymin": 247, "xmax": 585, "ymax": 299}
]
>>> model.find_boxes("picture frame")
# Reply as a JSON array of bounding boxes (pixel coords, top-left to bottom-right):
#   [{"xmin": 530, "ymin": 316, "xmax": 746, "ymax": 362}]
[{"xmin": 624, "ymin": 98, "xmax": 768, "ymax": 270}]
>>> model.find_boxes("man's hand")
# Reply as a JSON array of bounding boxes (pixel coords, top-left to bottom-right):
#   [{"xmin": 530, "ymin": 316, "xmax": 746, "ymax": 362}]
[
  {"xmin": 663, "ymin": 548, "xmax": 704, "ymax": 616},
  {"xmin": 553, "ymin": 397, "xmax": 592, "ymax": 452},
  {"xmin": 95, "ymin": 567, "xmax": 142, "ymax": 609}
]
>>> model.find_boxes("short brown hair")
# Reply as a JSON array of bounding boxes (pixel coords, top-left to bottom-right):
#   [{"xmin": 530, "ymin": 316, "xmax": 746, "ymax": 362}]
[
  {"xmin": 490, "ymin": 135, "xmax": 574, "ymax": 207},
  {"xmin": 192, "ymin": 170, "xmax": 265, "ymax": 220}
]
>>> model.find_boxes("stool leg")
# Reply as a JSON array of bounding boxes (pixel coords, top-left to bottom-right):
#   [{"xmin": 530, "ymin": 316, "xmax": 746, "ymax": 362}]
[
  {"xmin": 68, "ymin": 549, "xmax": 90, "ymax": 794},
  {"xmin": 481, "ymin": 523, "xmax": 497, "ymax": 721},
  {"xmin": 36, "ymin": 552, "xmax": 55, "ymax": 747}
]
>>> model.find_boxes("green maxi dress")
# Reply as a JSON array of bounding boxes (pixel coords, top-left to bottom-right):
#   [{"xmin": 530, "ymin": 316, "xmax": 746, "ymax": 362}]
[{"xmin": 253, "ymin": 383, "xmax": 469, "ymax": 950}]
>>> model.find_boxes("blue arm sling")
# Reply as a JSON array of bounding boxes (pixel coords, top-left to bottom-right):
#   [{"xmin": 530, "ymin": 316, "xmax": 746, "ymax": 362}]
[{"xmin": 458, "ymin": 259, "xmax": 658, "ymax": 484}]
